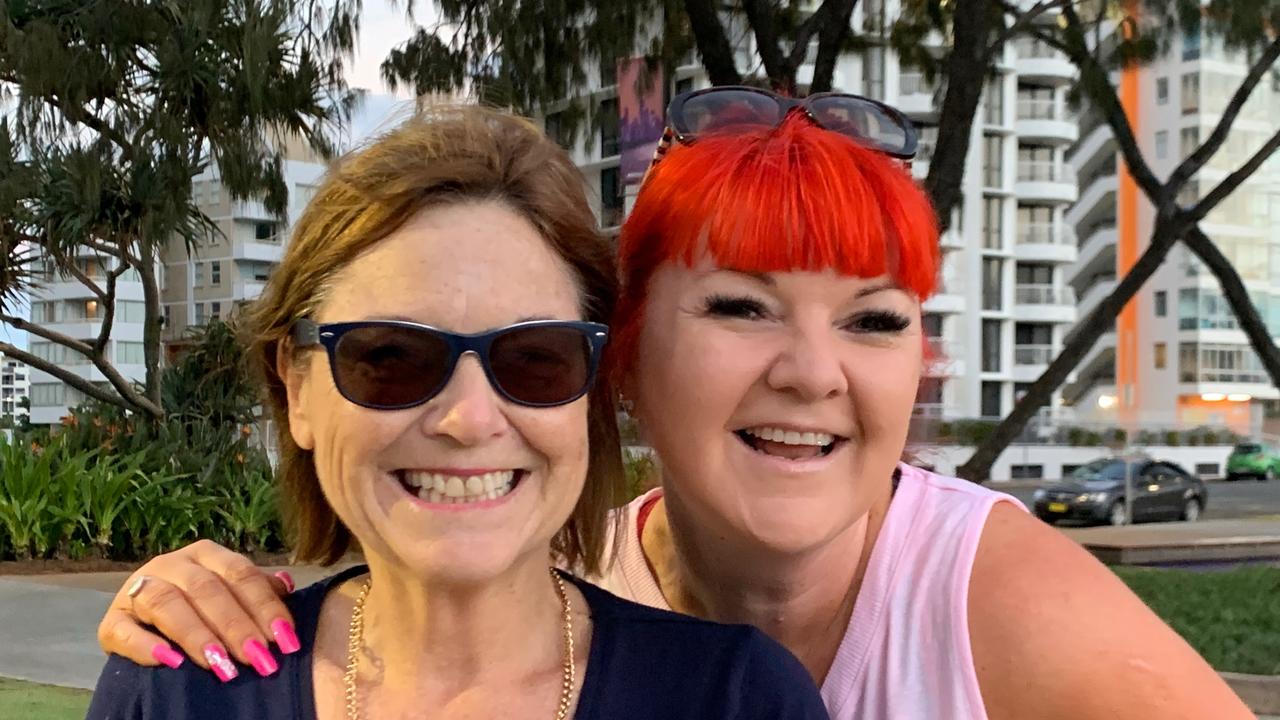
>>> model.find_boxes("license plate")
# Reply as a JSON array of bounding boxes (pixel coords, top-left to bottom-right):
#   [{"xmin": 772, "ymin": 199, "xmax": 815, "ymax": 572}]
[{"xmin": 1047, "ymin": 502, "xmax": 1068, "ymax": 513}]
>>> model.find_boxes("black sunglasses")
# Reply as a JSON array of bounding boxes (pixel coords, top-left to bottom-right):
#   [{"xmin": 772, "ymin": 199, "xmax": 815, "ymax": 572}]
[
  {"xmin": 291, "ymin": 319, "xmax": 610, "ymax": 410},
  {"xmin": 663, "ymin": 85, "xmax": 918, "ymax": 160}
]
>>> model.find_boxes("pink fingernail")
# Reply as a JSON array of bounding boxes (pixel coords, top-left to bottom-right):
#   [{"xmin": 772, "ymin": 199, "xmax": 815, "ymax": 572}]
[
  {"xmin": 271, "ymin": 619, "xmax": 301, "ymax": 655},
  {"xmin": 274, "ymin": 571, "xmax": 295, "ymax": 594},
  {"xmin": 203, "ymin": 643, "xmax": 238, "ymax": 682},
  {"xmin": 151, "ymin": 643, "xmax": 184, "ymax": 669},
  {"xmin": 243, "ymin": 638, "xmax": 279, "ymax": 677}
]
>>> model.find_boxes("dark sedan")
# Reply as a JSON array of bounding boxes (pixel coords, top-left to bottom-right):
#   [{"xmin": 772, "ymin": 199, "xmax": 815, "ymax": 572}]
[{"xmin": 1033, "ymin": 457, "xmax": 1209, "ymax": 526}]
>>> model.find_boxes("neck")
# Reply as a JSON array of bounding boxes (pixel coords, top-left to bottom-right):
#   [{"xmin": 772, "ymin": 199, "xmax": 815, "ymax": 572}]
[
  {"xmin": 642, "ymin": 486, "xmax": 893, "ymax": 684},
  {"xmin": 355, "ymin": 552, "xmax": 566, "ymax": 693}
]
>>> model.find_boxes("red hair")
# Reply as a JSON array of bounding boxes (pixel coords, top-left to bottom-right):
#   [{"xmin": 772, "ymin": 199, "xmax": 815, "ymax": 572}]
[{"xmin": 612, "ymin": 113, "xmax": 940, "ymax": 378}]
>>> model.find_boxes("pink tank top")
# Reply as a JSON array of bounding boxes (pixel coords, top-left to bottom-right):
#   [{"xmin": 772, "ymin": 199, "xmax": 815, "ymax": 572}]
[{"xmin": 589, "ymin": 463, "xmax": 1023, "ymax": 720}]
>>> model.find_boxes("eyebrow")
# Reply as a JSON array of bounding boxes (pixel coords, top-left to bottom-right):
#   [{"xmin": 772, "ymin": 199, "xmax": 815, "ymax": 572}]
[
  {"xmin": 709, "ymin": 268, "xmax": 777, "ymax": 286},
  {"xmin": 855, "ymin": 282, "xmax": 901, "ymax": 299}
]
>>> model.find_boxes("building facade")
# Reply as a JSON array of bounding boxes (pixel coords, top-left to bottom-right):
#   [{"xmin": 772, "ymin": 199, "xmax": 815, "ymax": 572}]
[
  {"xmin": 546, "ymin": 0, "xmax": 1080, "ymax": 422},
  {"xmin": 1064, "ymin": 27, "xmax": 1280, "ymax": 436},
  {"xmin": 1, "ymin": 354, "xmax": 29, "ymax": 421}
]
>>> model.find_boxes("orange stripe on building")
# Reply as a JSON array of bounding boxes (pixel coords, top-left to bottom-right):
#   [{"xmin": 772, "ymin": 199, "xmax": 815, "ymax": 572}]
[{"xmin": 1116, "ymin": 21, "xmax": 1141, "ymax": 427}]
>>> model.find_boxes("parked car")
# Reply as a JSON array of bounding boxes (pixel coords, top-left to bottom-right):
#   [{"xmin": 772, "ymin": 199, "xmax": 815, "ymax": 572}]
[
  {"xmin": 1225, "ymin": 442, "xmax": 1280, "ymax": 482},
  {"xmin": 1033, "ymin": 456, "xmax": 1208, "ymax": 526}
]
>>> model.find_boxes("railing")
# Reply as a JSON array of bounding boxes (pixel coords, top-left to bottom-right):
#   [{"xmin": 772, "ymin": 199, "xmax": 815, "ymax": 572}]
[
  {"xmin": 925, "ymin": 337, "xmax": 961, "ymax": 358},
  {"xmin": 1014, "ymin": 344, "xmax": 1054, "ymax": 365},
  {"xmin": 1014, "ymin": 36, "xmax": 1064, "ymax": 60},
  {"xmin": 1017, "ymin": 160, "xmax": 1076, "ymax": 183},
  {"xmin": 1017, "ymin": 224, "xmax": 1076, "ymax": 245},
  {"xmin": 1015, "ymin": 284, "xmax": 1075, "ymax": 305},
  {"xmin": 1016, "ymin": 97, "xmax": 1061, "ymax": 120},
  {"xmin": 899, "ymin": 72, "xmax": 936, "ymax": 96}
]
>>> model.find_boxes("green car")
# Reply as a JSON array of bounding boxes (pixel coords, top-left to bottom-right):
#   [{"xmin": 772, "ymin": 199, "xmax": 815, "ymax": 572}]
[{"xmin": 1226, "ymin": 442, "xmax": 1280, "ymax": 482}]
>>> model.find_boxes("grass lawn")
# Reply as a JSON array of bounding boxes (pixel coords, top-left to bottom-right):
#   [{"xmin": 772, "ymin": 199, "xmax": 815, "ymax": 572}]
[
  {"xmin": 1114, "ymin": 565, "xmax": 1280, "ymax": 675},
  {"xmin": 0, "ymin": 678, "xmax": 91, "ymax": 720}
]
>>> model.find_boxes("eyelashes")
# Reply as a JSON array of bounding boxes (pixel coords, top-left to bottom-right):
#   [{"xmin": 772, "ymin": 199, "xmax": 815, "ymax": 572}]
[{"xmin": 701, "ymin": 294, "xmax": 913, "ymax": 334}]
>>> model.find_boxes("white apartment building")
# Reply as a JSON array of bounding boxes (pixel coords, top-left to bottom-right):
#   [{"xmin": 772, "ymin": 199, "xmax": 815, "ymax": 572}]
[
  {"xmin": 1064, "ymin": 27, "xmax": 1280, "ymax": 437},
  {"xmin": 0, "ymin": 354, "xmax": 29, "ymax": 420},
  {"xmin": 546, "ymin": 0, "xmax": 1079, "ymax": 421}
]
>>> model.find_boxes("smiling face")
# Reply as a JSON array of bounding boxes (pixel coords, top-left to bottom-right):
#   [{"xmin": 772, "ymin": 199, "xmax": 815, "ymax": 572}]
[
  {"xmin": 629, "ymin": 258, "xmax": 922, "ymax": 556},
  {"xmin": 282, "ymin": 200, "xmax": 591, "ymax": 584}
]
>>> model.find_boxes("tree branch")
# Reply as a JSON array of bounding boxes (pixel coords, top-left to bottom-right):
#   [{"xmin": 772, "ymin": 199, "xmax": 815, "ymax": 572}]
[
  {"xmin": 1190, "ymin": 125, "xmax": 1280, "ymax": 221},
  {"xmin": 0, "ymin": 343, "xmax": 133, "ymax": 413},
  {"xmin": 741, "ymin": 0, "xmax": 793, "ymax": 91},
  {"xmin": 1, "ymin": 315, "xmax": 94, "ymax": 356},
  {"xmin": 809, "ymin": 0, "xmax": 859, "ymax": 94},
  {"xmin": 989, "ymin": 0, "xmax": 1068, "ymax": 62},
  {"xmin": 1168, "ymin": 34, "xmax": 1280, "ymax": 189},
  {"xmin": 93, "ymin": 265, "xmax": 127, "ymax": 354},
  {"xmin": 682, "ymin": 0, "xmax": 744, "ymax": 85}
]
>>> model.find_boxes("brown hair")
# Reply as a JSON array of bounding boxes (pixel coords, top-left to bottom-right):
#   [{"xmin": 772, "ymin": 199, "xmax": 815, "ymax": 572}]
[{"xmin": 242, "ymin": 105, "xmax": 625, "ymax": 574}]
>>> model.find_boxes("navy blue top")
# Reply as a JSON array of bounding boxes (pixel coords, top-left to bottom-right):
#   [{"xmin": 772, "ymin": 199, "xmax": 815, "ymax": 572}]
[{"xmin": 87, "ymin": 566, "xmax": 829, "ymax": 719}]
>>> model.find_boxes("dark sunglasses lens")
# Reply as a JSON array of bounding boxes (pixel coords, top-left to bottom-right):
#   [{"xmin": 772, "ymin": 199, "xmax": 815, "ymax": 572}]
[
  {"xmin": 489, "ymin": 326, "xmax": 592, "ymax": 405},
  {"xmin": 808, "ymin": 97, "xmax": 908, "ymax": 154},
  {"xmin": 680, "ymin": 90, "xmax": 781, "ymax": 135},
  {"xmin": 333, "ymin": 326, "xmax": 452, "ymax": 407}
]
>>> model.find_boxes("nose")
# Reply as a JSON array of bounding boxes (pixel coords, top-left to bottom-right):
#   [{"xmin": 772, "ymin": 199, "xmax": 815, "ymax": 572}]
[
  {"xmin": 765, "ymin": 322, "xmax": 849, "ymax": 402},
  {"xmin": 423, "ymin": 353, "xmax": 509, "ymax": 445}
]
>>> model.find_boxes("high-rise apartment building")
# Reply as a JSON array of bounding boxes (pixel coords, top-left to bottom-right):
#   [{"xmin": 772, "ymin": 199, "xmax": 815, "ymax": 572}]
[
  {"xmin": 547, "ymin": 1, "xmax": 1080, "ymax": 421},
  {"xmin": 1063, "ymin": 27, "xmax": 1280, "ymax": 436},
  {"xmin": 0, "ymin": 355, "xmax": 29, "ymax": 420}
]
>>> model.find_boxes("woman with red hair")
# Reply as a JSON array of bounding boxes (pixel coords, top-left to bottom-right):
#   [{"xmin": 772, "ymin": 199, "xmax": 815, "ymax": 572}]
[{"xmin": 96, "ymin": 89, "xmax": 1250, "ymax": 720}]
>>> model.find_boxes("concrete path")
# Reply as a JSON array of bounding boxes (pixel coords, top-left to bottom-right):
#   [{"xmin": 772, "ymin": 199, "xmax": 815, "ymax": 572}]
[
  {"xmin": 1063, "ymin": 518, "xmax": 1280, "ymax": 565},
  {"xmin": 0, "ymin": 578, "xmax": 113, "ymax": 690}
]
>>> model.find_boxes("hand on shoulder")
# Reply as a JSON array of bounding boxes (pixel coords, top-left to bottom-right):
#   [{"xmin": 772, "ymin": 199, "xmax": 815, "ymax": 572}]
[{"xmin": 968, "ymin": 504, "xmax": 1253, "ymax": 720}]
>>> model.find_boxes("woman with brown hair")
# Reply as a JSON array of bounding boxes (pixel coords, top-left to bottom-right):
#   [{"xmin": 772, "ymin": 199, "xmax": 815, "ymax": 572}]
[{"xmin": 84, "ymin": 105, "xmax": 827, "ymax": 720}]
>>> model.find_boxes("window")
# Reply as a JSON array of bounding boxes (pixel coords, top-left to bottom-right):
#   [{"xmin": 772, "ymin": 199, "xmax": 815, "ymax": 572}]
[
  {"xmin": 982, "ymin": 197, "xmax": 1003, "ymax": 249},
  {"xmin": 195, "ymin": 303, "xmax": 207, "ymax": 325},
  {"xmin": 1181, "ymin": 73, "xmax": 1200, "ymax": 115},
  {"xmin": 983, "ymin": 76, "xmax": 1004, "ymax": 126},
  {"xmin": 1010, "ymin": 464, "xmax": 1044, "ymax": 480},
  {"xmin": 163, "ymin": 305, "xmax": 172, "ymax": 329},
  {"xmin": 982, "ymin": 320, "xmax": 1002, "ymax": 372},
  {"xmin": 254, "ymin": 222, "xmax": 277, "ymax": 241},
  {"xmin": 31, "ymin": 383, "xmax": 64, "ymax": 407},
  {"xmin": 1180, "ymin": 126, "xmax": 1200, "ymax": 160},
  {"xmin": 981, "ymin": 381, "xmax": 1002, "ymax": 418},
  {"xmin": 120, "ymin": 301, "xmax": 146, "ymax": 324},
  {"xmin": 211, "ymin": 261, "xmax": 221, "ymax": 286},
  {"xmin": 211, "ymin": 302, "xmax": 221, "ymax": 321},
  {"xmin": 599, "ymin": 98, "xmax": 620, "ymax": 157},
  {"xmin": 1016, "ymin": 262, "xmax": 1053, "ymax": 285},
  {"xmin": 193, "ymin": 262, "xmax": 205, "ymax": 288},
  {"xmin": 982, "ymin": 257, "xmax": 1004, "ymax": 310},
  {"xmin": 1015, "ymin": 323, "xmax": 1052, "ymax": 345},
  {"xmin": 1018, "ymin": 145, "xmax": 1055, "ymax": 181},
  {"xmin": 983, "ymin": 135, "xmax": 1003, "ymax": 188},
  {"xmin": 117, "ymin": 342, "xmax": 146, "ymax": 365},
  {"xmin": 1156, "ymin": 77, "xmax": 1169, "ymax": 105},
  {"xmin": 544, "ymin": 111, "xmax": 570, "ymax": 149},
  {"xmin": 1154, "ymin": 291, "xmax": 1167, "ymax": 317},
  {"xmin": 1155, "ymin": 130, "xmax": 1169, "ymax": 159},
  {"xmin": 1016, "ymin": 84, "xmax": 1054, "ymax": 119},
  {"xmin": 922, "ymin": 313, "xmax": 943, "ymax": 338},
  {"xmin": 1183, "ymin": 29, "xmax": 1201, "ymax": 61},
  {"xmin": 30, "ymin": 301, "xmax": 56, "ymax": 323},
  {"xmin": 599, "ymin": 166, "xmax": 623, "ymax": 228},
  {"xmin": 1154, "ymin": 342, "xmax": 1167, "ymax": 369}
]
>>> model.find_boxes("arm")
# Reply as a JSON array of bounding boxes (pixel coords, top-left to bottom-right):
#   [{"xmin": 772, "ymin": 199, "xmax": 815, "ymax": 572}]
[
  {"xmin": 970, "ymin": 504, "xmax": 1254, "ymax": 720},
  {"xmin": 736, "ymin": 632, "xmax": 830, "ymax": 720},
  {"xmin": 98, "ymin": 540, "xmax": 297, "ymax": 677}
]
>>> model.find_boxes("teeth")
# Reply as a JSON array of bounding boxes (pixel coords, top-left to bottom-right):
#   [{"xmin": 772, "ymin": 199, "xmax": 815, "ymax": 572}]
[
  {"xmin": 743, "ymin": 427, "xmax": 836, "ymax": 447},
  {"xmin": 401, "ymin": 470, "xmax": 517, "ymax": 504}
]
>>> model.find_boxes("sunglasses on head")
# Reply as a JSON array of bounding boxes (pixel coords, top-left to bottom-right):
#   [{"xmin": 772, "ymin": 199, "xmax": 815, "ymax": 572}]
[
  {"xmin": 290, "ymin": 319, "xmax": 610, "ymax": 410},
  {"xmin": 646, "ymin": 86, "xmax": 918, "ymax": 177}
]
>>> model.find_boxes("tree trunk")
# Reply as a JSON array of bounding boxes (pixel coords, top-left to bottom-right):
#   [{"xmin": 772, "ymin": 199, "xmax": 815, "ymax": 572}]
[
  {"xmin": 956, "ymin": 216, "xmax": 1188, "ymax": 481},
  {"xmin": 922, "ymin": 0, "xmax": 994, "ymax": 231},
  {"xmin": 138, "ymin": 237, "xmax": 165, "ymax": 418},
  {"xmin": 808, "ymin": 0, "xmax": 859, "ymax": 93},
  {"xmin": 1183, "ymin": 226, "xmax": 1280, "ymax": 386},
  {"xmin": 682, "ymin": 0, "xmax": 743, "ymax": 85}
]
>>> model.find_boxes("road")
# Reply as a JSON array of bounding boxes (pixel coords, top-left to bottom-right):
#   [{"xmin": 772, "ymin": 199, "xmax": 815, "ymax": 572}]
[{"xmin": 1002, "ymin": 478, "xmax": 1280, "ymax": 521}]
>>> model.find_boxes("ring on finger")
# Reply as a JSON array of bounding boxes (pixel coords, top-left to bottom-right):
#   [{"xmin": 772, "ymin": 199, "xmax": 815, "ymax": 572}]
[{"xmin": 126, "ymin": 575, "xmax": 149, "ymax": 608}]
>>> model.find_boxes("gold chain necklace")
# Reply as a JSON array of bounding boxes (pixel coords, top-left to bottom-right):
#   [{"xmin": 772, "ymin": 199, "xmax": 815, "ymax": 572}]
[{"xmin": 344, "ymin": 569, "xmax": 577, "ymax": 720}]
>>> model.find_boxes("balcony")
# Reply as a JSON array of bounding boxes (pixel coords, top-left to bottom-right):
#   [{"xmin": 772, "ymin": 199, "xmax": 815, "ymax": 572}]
[
  {"xmin": 1015, "ymin": 98, "xmax": 1079, "ymax": 144},
  {"xmin": 1015, "ymin": 161, "xmax": 1078, "ymax": 204},
  {"xmin": 233, "ymin": 279, "xmax": 268, "ymax": 300},
  {"xmin": 1012, "ymin": 37, "xmax": 1077, "ymax": 85},
  {"xmin": 1014, "ymin": 284, "xmax": 1076, "ymax": 322},
  {"xmin": 897, "ymin": 72, "xmax": 943, "ymax": 120},
  {"xmin": 923, "ymin": 279, "xmax": 966, "ymax": 314},
  {"xmin": 1067, "ymin": 122, "xmax": 1116, "ymax": 170},
  {"xmin": 1015, "ymin": 223, "xmax": 1077, "ymax": 263},
  {"xmin": 1065, "ymin": 171, "xmax": 1118, "ymax": 228},
  {"xmin": 1076, "ymin": 274, "xmax": 1117, "ymax": 322},
  {"xmin": 232, "ymin": 239, "xmax": 285, "ymax": 264},
  {"xmin": 1013, "ymin": 343, "xmax": 1055, "ymax": 382}
]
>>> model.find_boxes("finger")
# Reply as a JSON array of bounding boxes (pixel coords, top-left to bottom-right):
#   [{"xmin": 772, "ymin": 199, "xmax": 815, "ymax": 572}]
[
  {"xmin": 97, "ymin": 609, "xmax": 186, "ymax": 669},
  {"xmin": 133, "ymin": 570, "xmax": 261, "ymax": 679},
  {"xmin": 202, "ymin": 554, "xmax": 300, "ymax": 655}
]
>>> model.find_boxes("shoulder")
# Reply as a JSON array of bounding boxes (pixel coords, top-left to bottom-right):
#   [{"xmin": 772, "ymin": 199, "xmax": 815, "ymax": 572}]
[
  {"xmin": 568, "ymin": 576, "xmax": 826, "ymax": 719},
  {"xmin": 898, "ymin": 463, "xmax": 1025, "ymax": 509},
  {"xmin": 968, "ymin": 505, "xmax": 1252, "ymax": 720}
]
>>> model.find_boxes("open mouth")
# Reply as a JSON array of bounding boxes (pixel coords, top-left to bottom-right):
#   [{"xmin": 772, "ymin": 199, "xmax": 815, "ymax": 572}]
[
  {"xmin": 395, "ymin": 469, "xmax": 525, "ymax": 505},
  {"xmin": 734, "ymin": 426, "xmax": 845, "ymax": 460}
]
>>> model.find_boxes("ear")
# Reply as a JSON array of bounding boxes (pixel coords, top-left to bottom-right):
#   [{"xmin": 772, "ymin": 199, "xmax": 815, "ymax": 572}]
[{"xmin": 277, "ymin": 342, "xmax": 316, "ymax": 451}]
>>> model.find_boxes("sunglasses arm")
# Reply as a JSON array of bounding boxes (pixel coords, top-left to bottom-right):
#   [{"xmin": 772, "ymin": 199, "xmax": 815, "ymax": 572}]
[{"xmin": 291, "ymin": 318, "xmax": 321, "ymax": 347}]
